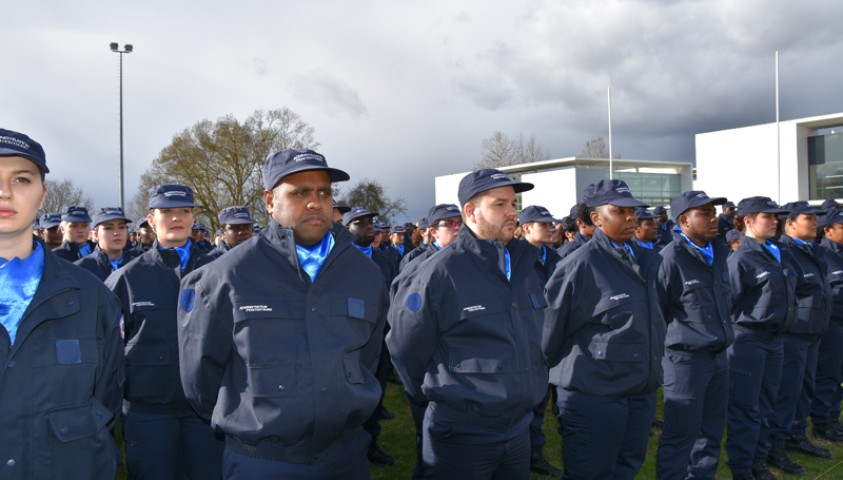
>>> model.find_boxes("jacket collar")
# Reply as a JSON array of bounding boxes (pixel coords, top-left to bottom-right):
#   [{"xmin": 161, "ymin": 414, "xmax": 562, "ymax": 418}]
[
  {"xmin": 454, "ymin": 224, "xmax": 539, "ymax": 285},
  {"xmin": 260, "ymin": 220, "xmax": 354, "ymax": 280}
]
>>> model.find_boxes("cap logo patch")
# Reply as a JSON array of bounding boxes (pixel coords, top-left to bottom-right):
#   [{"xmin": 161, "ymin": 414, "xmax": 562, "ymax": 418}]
[
  {"xmin": 615, "ymin": 187, "xmax": 630, "ymax": 194},
  {"xmin": 164, "ymin": 191, "xmax": 187, "ymax": 197},
  {"xmin": 490, "ymin": 173, "xmax": 508, "ymax": 180},
  {"xmin": 609, "ymin": 293, "xmax": 630, "ymax": 301},
  {"xmin": 0, "ymin": 135, "xmax": 30, "ymax": 150},
  {"xmin": 696, "ymin": 193, "xmax": 706, "ymax": 198},
  {"xmin": 293, "ymin": 153, "xmax": 323, "ymax": 163}
]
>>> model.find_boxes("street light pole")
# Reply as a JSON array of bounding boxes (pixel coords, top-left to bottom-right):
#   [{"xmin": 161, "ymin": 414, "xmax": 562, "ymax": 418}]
[{"xmin": 110, "ymin": 42, "xmax": 133, "ymax": 210}]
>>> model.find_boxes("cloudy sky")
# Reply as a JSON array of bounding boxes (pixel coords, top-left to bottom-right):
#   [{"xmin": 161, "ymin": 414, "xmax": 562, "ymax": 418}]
[{"xmin": 4, "ymin": 0, "xmax": 843, "ymax": 221}]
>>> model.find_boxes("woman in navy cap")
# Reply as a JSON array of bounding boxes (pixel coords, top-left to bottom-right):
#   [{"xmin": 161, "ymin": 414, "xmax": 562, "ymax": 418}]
[
  {"xmin": 543, "ymin": 178, "xmax": 665, "ymax": 479},
  {"xmin": 724, "ymin": 196, "xmax": 796, "ymax": 480},
  {"xmin": 74, "ymin": 207, "xmax": 136, "ymax": 282},
  {"xmin": 0, "ymin": 128, "xmax": 123, "ymax": 479},
  {"xmin": 105, "ymin": 184, "xmax": 221, "ymax": 480}
]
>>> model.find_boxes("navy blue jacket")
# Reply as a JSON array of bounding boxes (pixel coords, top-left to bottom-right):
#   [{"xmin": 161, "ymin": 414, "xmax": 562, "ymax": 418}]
[
  {"xmin": 105, "ymin": 240, "xmax": 211, "ymax": 414},
  {"xmin": 52, "ymin": 239, "xmax": 96, "ymax": 262},
  {"xmin": 529, "ymin": 242, "xmax": 562, "ymax": 286},
  {"xmin": 202, "ymin": 241, "xmax": 232, "ymax": 262},
  {"xmin": 74, "ymin": 246, "xmax": 136, "ymax": 282},
  {"xmin": 399, "ymin": 243, "xmax": 431, "ymax": 272},
  {"xmin": 779, "ymin": 235, "xmax": 831, "ymax": 337},
  {"xmin": 656, "ymin": 231, "xmax": 734, "ymax": 354},
  {"xmin": 387, "ymin": 226, "xmax": 548, "ymax": 428},
  {"xmin": 821, "ymin": 237, "xmax": 843, "ymax": 323},
  {"xmin": 655, "ymin": 221, "xmax": 675, "ymax": 250},
  {"xmin": 543, "ymin": 228, "xmax": 666, "ymax": 397},
  {"xmin": 718, "ymin": 214, "xmax": 734, "ymax": 237},
  {"xmin": 0, "ymin": 241, "xmax": 124, "ymax": 479},
  {"xmin": 557, "ymin": 232, "xmax": 588, "ymax": 260},
  {"xmin": 178, "ymin": 223, "xmax": 387, "ymax": 464},
  {"xmin": 727, "ymin": 236, "xmax": 797, "ymax": 338}
]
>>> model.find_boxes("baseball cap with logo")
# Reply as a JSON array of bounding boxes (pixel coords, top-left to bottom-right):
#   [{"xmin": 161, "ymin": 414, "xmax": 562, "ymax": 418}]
[
  {"xmin": 148, "ymin": 184, "xmax": 195, "ymax": 209},
  {"xmin": 61, "ymin": 206, "xmax": 92, "ymax": 223},
  {"xmin": 0, "ymin": 128, "xmax": 49, "ymax": 174},
  {"xmin": 262, "ymin": 149, "xmax": 350, "ymax": 190},
  {"xmin": 218, "ymin": 206, "xmax": 254, "ymax": 225},
  {"xmin": 92, "ymin": 207, "xmax": 132, "ymax": 227},
  {"xmin": 39, "ymin": 213, "xmax": 62, "ymax": 229},
  {"xmin": 736, "ymin": 196, "xmax": 789, "ymax": 216},
  {"xmin": 457, "ymin": 169, "xmax": 534, "ymax": 206},
  {"xmin": 343, "ymin": 207, "xmax": 379, "ymax": 226},
  {"xmin": 518, "ymin": 205, "xmax": 555, "ymax": 224},
  {"xmin": 670, "ymin": 191, "xmax": 727, "ymax": 218},
  {"xmin": 428, "ymin": 204, "xmax": 462, "ymax": 225},
  {"xmin": 583, "ymin": 179, "xmax": 648, "ymax": 208}
]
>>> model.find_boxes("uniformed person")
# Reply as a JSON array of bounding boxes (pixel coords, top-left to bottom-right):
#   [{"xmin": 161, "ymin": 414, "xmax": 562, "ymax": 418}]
[
  {"xmin": 105, "ymin": 184, "xmax": 222, "ymax": 480},
  {"xmin": 74, "ymin": 207, "xmax": 135, "ymax": 282},
  {"xmin": 191, "ymin": 222, "xmax": 214, "ymax": 253},
  {"xmin": 517, "ymin": 204, "xmax": 563, "ymax": 478},
  {"xmin": 766, "ymin": 201, "xmax": 832, "ymax": 474},
  {"xmin": 811, "ymin": 210, "xmax": 843, "ymax": 441},
  {"xmin": 718, "ymin": 201, "xmax": 737, "ymax": 238},
  {"xmin": 333, "ymin": 200, "xmax": 351, "ymax": 225},
  {"xmin": 726, "ymin": 229, "xmax": 743, "ymax": 251},
  {"xmin": 204, "ymin": 206, "xmax": 255, "ymax": 261},
  {"xmin": 178, "ymin": 149, "xmax": 388, "ymax": 479},
  {"xmin": 388, "ymin": 168, "xmax": 547, "ymax": 479},
  {"xmin": 0, "ymin": 128, "xmax": 124, "ymax": 479},
  {"xmin": 38, "ymin": 212, "xmax": 63, "ymax": 249},
  {"xmin": 558, "ymin": 202, "xmax": 594, "ymax": 259},
  {"xmin": 543, "ymin": 179, "xmax": 665, "ymax": 480},
  {"xmin": 653, "ymin": 205, "xmax": 675, "ymax": 250},
  {"xmin": 342, "ymin": 206, "xmax": 396, "ymax": 466},
  {"xmin": 632, "ymin": 207, "xmax": 659, "ymax": 250},
  {"xmin": 654, "ymin": 191, "xmax": 734, "ymax": 479},
  {"xmin": 133, "ymin": 218, "xmax": 154, "ymax": 255},
  {"xmin": 52, "ymin": 205, "xmax": 95, "ymax": 261},
  {"xmin": 725, "ymin": 197, "xmax": 796, "ymax": 480}
]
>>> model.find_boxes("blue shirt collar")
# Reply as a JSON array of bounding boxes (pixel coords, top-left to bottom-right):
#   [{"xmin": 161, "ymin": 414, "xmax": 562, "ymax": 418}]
[{"xmin": 296, "ymin": 232, "xmax": 334, "ymax": 283}]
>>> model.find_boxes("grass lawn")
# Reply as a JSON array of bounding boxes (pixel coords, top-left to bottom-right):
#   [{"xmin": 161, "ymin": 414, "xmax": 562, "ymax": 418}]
[{"xmin": 114, "ymin": 383, "xmax": 843, "ymax": 479}]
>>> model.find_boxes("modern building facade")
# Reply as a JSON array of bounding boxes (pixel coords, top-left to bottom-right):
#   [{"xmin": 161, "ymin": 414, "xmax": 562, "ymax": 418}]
[
  {"xmin": 695, "ymin": 112, "xmax": 843, "ymax": 204},
  {"xmin": 435, "ymin": 157, "xmax": 693, "ymax": 218}
]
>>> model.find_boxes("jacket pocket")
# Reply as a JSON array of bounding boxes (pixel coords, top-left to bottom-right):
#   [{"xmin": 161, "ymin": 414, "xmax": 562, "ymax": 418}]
[
  {"xmin": 591, "ymin": 293, "xmax": 637, "ymax": 330},
  {"xmin": 45, "ymin": 400, "xmax": 118, "ymax": 480},
  {"xmin": 588, "ymin": 340, "xmax": 647, "ymax": 363},
  {"xmin": 124, "ymin": 344, "xmax": 174, "ymax": 403},
  {"xmin": 247, "ymin": 363, "xmax": 297, "ymax": 398},
  {"xmin": 448, "ymin": 348, "xmax": 508, "ymax": 373}
]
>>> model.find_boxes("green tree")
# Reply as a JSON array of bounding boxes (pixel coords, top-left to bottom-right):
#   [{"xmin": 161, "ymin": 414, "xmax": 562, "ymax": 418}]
[
  {"xmin": 338, "ymin": 179, "xmax": 407, "ymax": 224},
  {"xmin": 130, "ymin": 108, "xmax": 318, "ymax": 231}
]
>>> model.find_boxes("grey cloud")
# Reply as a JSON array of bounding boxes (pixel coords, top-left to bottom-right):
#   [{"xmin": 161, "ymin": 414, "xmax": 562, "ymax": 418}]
[{"xmin": 289, "ymin": 71, "xmax": 367, "ymax": 118}]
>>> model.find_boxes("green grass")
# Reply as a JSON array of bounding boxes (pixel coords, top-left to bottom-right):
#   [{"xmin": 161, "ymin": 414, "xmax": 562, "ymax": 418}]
[{"xmin": 114, "ymin": 384, "xmax": 843, "ymax": 479}]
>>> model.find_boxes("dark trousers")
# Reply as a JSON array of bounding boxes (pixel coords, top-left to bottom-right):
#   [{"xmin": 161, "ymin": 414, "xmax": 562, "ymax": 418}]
[
  {"xmin": 812, "ymin": 321, "xmax": 843, "ymax": 426},
  {"xmin": 770, "ymin": 334, "xmax": 819, "ymax": 442},
  {"xmin": 725, "ymin": 331, "xmax": 783, "ymax": 475},
  {"xmin": 556, "ymin": 388, "xmax": 656, "ymax": 480},
  {"xmin": 406, "ymin": 392, "xmax": 432, "ymax": 480},
  {"xmin": 222, "ymin": 428, "xmax": 371, "ymax": 480},
  {"xmin": 123, "ymin": 409, "xmax": 224, "ymax": 480},
  {"xmin": 422, "ymin": 404, "xmax": 531, "ymax": 480},
  {"xmin": 529, "ymin": 385, "xmax": 552, "ymax": 455},
  {"xmin": 656, "ymin": 350, "xmax": 728, "ymax": 480}
]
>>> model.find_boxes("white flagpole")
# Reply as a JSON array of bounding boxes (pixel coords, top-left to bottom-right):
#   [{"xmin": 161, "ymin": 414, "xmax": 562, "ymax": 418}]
[
  {"xmin": 776, "ymin": 51, "xmax": 781, "ymax": 202},
  {"xmin": 608, "ymin": 84, "xmax": 613, "ymax": 179}
]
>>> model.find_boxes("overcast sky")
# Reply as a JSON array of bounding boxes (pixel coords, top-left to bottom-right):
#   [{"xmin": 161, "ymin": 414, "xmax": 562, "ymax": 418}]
[{"xmin": 4, "ymin": 0, "xmax": 843, "ymax": 221}]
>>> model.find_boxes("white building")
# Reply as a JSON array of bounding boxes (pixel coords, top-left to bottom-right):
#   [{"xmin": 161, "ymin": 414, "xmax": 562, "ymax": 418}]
[
  {"xmin": 695, "ymin": 112, "xmax": 843, "ymax": 204},
  {"xmin": 435, "ymin": 157, "xmax": 693, "ymax": 219}
]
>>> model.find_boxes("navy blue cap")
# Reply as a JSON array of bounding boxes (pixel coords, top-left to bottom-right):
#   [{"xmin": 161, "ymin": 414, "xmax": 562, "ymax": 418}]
[
  {"xmin": 428, "ymin": 203, "xmax": 462, "ymax": 226},
  {"xmin": 39, "ymin": 213, "xmax": 62, "ymax": 229},
  {"xmin": 819, "ymin": 209, "xmax": 843, "ymax": 227},
  {"xmin": 0, "ymin": 128, "xmax": 49, "ymax": 174},
  {"xmin": 373, "ymin": 223, "xmax": 384, "ymax": 233},
  {"xmin": 192, "ymin": 223, "xmax": 207, "ymax": 231},
  {"xmin": 821, "ymin": 198, "xmax": 840, "ymax": 209},
  {"xmin": 332, "ymin": 200, "xmax": 351, "ymax": 214},
  {"xmin": 417, "ymin": 217, "xmax": 430, "ymax": 229},
  {"xmin": 726, "ymin": 230, "xmax": 742, "ymax": 243},
  {"xmin": 723, "ymin": 201, "xmax": 736, "ymax": 209},
  {"xmin": 137, "ymin": 219, "xmax": 150, "ymax": 229},
  {"xmin": 343, "ymin": 207, "xmax": 379, "ymax": 226},
  {"xmin": 635, "ymin": 207, "xmax": 657, "ymax": 220},
  {"xmin": 218, "ymin": 206, "xmax": 254, "ymax": 225},
  {"xmin": 457, "ymin": 169, "xmax": 533, "ymax": 206},
  {"xmin": 390, "ymin": 226, "xmax": 405, "ymax": 235},
  {"xmin": 149, "ymin": 184, "xmax": 195, "ymax": 209},
  {"xmin": 781, "ymin": 201, "xmax": 826, "ymax": 217},
  {"xmin": 583, "ymin": 179, "xmax": 648, "ymax": 208},
  {"xmin": 569, "ymin": 203, "xmax": 583, "ymax": 219},
  {"xmin": 670, "ymin": 191, "xmax": 727, "ymax": 217},
  {"xmin": 518, "ymin": 205, "xmax": 554, "ymax": 224},
  {"xmin": 263, "ymin": 149, "xmax": 350, "ymax": 190},
  {"xmin": 736, "ymin": 196, "xmax": 789, "ymax": 216},
  {"xmin": 252, "ymin": 224, "xmax": 261, "ymax": 233},
  {"xmin": 93, "ymin": 207, "xmax": 131, "ymax": 227},
  {"xmin": 61, "ymin": 206, "xmax": 91, "ymax": 223},
  {"xmin": 652, "ymin": 205, "xmax": 668, "ymax": 215}
]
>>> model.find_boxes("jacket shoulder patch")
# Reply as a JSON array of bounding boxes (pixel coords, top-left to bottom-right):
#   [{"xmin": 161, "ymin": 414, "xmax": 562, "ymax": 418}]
[
  {"xmin": 179, "ymin": 288, "xmax": 195, "ymax": 313},
  {"xmin": 407, "ymin": 292, "xmax": 422, "ymax": 312}
]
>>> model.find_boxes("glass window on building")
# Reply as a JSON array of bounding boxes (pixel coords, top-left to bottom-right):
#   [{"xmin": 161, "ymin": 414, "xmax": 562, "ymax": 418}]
[
  {"xmin": 808, "ymin": 132, "xmax": 843, "ymax": 200},
  {"xmin": 615, "ymin": 171, "xmax": 681, "ymax": 210}
]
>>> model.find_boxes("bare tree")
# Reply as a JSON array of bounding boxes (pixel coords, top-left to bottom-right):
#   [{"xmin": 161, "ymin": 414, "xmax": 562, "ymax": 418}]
[
  {"xmin": 475, "ymin": 131, "xmax": 547, "ymax": 169},
  {"xmin": 337, "ymin": 179, "xmax": 407, "ymax": 224},
  {"xmin": 40, "ymin": 178, "xmax": 93, "ymax": 216},
  {"xmin": 580, "ymin": 136, "xmax": 620, "ymax": 159},
  {"xmin": 129, "ymin": 108, "xmax": 319, "ymax": 231}
]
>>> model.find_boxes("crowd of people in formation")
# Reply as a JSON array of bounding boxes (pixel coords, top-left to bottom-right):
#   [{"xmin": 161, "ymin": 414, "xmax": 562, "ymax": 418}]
[{"xmin": 2, "ymin": 126, "xmax": 843, "ymax": 480}]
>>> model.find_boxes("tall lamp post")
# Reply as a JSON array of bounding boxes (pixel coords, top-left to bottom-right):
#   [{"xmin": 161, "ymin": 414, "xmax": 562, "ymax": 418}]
[{"xmin": 110, "ymin": 42, "xmax": 133, "ymax": 210}]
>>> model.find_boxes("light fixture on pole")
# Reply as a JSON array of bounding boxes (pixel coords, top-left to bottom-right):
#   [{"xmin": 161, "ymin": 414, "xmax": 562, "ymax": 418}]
[{"xmin": 110, "ymin": 42, "xmax": 133, "ymax": 210}]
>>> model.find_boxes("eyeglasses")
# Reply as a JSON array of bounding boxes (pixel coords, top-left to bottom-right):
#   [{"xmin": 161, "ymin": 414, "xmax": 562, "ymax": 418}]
[{"xmin": 436, "ymin": 219, "xmax": 462, "ymax": 229}]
